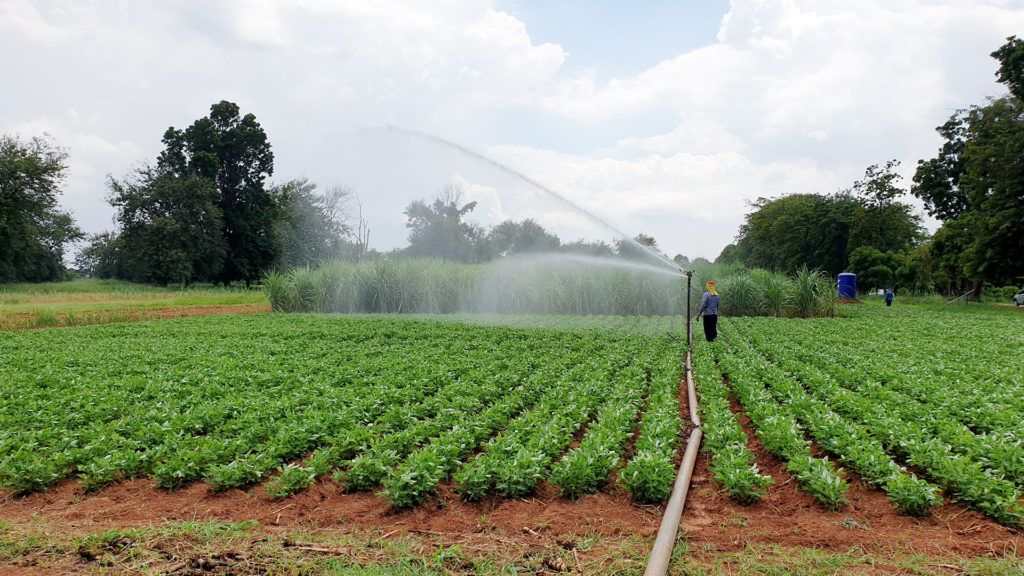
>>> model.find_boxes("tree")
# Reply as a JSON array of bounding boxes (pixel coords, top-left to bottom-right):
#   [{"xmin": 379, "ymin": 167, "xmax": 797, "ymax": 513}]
[
  {"xmin": 847, "ymin": 160, "xmax": 924, "ymax": 255},
  {"xmin": 0, "ymin": 133, "xmax": 82, "ymax": 282},
  {"xmin": 74, "ymin": 232, "xmax": 123, "ymax": 279},
  {"xmin": 733, "ymin": 193, "xmax": 856, "ymax": 275},
  {"xmin": 159, "ymin": 101, "xmax": 276, "ymax": 285},
  {"xmin": 559, "ymin": 239, "xmax": 615, "ymax": 257},
  {"xmin": 731, "ymin": 166, "xmax": 922, "ymax": 277},
  {"xmin": 616, "ymin": 233, "xmax": 660, "ymax": 260},
  {"xmin": 847, "ymin": 246, "xmax": 898, "ymax": 291},
  {"xmin": 404, "ymin": 185, "xmax": 485, "ymax": 262},
  {"xmin": 486, "ymin": 218, "xmax": 559, "ymax": 257},
  {"xmin": 992, "ymin": 35, "xmax": 1024, "ymax": 100},
  {"xmin": 107, "ymin": 168, "xmax": 226, "ymax": 285},
  {"xmin": 912, "ymin": 37, "xmax": 1024, "ymax": 287},
  {"xmin": 271, "ymin": 179, "xmax": 354, "ymax": 268}
]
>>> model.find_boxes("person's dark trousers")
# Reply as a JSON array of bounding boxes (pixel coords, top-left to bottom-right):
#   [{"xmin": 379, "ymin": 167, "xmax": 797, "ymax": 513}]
[
  {"xmin": 703, "ymin": 314, "xmax": 718, "ymax": 342},
  {"xmin": 886, "ymin": 300, "xmax": 892, "ymax": 307}
]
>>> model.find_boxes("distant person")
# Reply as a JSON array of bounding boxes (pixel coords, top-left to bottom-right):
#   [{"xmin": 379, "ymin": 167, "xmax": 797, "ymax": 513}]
[
  {"xmin": 885, "ymin": 289, "xmax": 894, "ymax": 307},
  {"xmin": 696, "ymin": 281, "xmax": 720, "ymax": 342}
]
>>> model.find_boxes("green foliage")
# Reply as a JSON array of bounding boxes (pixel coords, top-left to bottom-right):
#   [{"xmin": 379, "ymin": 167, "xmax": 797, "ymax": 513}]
[
  {"xmin": 912, "ymin": 38, "xmax": 1024, "ymax": 287},
  {"xmin": 0, "ymin": 133, "xmax": 83, "ymax": 283},
  {"xmin": 618, "ymin": 354, "xmax": 685, "ymax": 503},
  {"xmin": 158, "ymin": 101, "xmax": 276, "ymax": 286},
  {"xmin": 454, "ymin": 367, "xmax": 606, "ymax": 501},
  {"xmin": 847, "ymin": 161, "xmax": 924, "ymax": 256},
  {"xmin": 403, "ymin": 185, "xmax": 486, "ymax": 263},
  {"xmin": 271, "ymin": 179, "xmax": 355, "ymax": 269},
  {"xmin": 265, "ymin": 258, "xmax": 839, "ymax": 318},
  {"xmin": 712, "ymin": 324, "xmax": 850, "ymax": 509},
  {"xmin": 264, "ymin": 463, "xmax": 317, "ymax": 499},
  {"xmin": 985, "ymin": 285, "xmax": 1022, "ymax": 302},
  {"xmin": 549, "ymin": 366, "xmax": 647, "ymax": 499},
  {"xmin": 729, "ymin": 185, "xmax": 921, "ymax": 278},
  {"xmin": 3, "ymin": 308, "xmax": 1022, "ymax": 527},
  {"xmin": 107, "ymin": 168, "xmax": 226, "ymax": 285},
  {"xmin": 729, "ymin": 309, "xmax": 1024, "ymax": 526},
  {"xmin": 691, "ymin": 262, "xmax": 837, "ymax": 318},
  {"xmin": 693, "ymin": 340, "xmax": 772, "ymax": 504},
  {"xmin": 485, "ymin": 218, "xmax": 560, "ymax": 257}
]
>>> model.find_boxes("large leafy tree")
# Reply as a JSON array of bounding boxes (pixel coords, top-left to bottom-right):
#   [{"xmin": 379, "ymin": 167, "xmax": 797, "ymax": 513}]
[
  {"xmin": 271, "ymin": 179, "xmax": 354, "ymax": 268},
  {"xmin": 733, "ymin": 193, "xmax": 857, "ymax": 276},
  {"xmin": 404, "ymin": 185, "xmax": 486, "ymax": 262},
  {"xmin": 486, "ymin": 218, "xmax": 560, "ymax": 257},
  {"xmin": 0, "ymin": 133, "xmax": 82, "ymax": 282},
  {"xmin": 912, "ymin": 37, "xmax": 1024, "ymax": 287},
  {"xmin": 616, "ymin": 232, "xmax": 661, "ymax": 260},
  {"xmin": 107, "ymin": 168, "xmax": 226, "ymax": 285},
  {"xmin": 159, "ymin": 101, "xmax": 276, "ymax": 285},
  {"xmin": 848, "ymin": 160, "xmax": 924, "ymax": 255},
  {"xmin": 74, "ymin": 231, "xmax": 123, "ymax": 279},
  {"xmin": 732, "ymin": 163, "xmax": 922, "ymax": 276}
]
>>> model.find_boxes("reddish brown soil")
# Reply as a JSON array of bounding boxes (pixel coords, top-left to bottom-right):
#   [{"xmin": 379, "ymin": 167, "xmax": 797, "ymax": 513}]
[
  {"xmin": 0, "ymin": 304, "xmax": 270, "ymax": 330},
  {"xmin": 682, "ymin": 406, "xmax": 1022, "ymax": 558},
  {"xmin": 1, "ymin": 440, "xmax": 1020, "ymax": 575}
]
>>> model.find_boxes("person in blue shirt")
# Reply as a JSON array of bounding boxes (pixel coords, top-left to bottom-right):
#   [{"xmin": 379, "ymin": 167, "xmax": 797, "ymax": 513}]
[
  {"xmin": 885, "ymin": 289, "xmax": 894, "ymax": 307},
  {"xmin": 696, "ymin": 281, "xmax": 720, "ymax": 342}
]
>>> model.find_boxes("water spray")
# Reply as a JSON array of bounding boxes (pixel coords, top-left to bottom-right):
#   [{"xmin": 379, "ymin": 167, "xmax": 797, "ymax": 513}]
[{"xmin": 382, "ymin": 125, "xmax": 685, "ymax": 275}]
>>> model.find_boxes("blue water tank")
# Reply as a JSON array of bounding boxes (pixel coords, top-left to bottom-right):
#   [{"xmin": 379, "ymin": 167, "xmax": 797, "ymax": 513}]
[{"xmin": 837, "ymin": 273, "xmax": 856, "ymax": 299}]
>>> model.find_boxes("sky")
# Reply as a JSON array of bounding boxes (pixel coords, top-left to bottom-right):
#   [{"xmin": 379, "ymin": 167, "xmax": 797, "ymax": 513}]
[{"xmin": 3, "ymin": 0, "xmax": 1023, "ymax": 262}]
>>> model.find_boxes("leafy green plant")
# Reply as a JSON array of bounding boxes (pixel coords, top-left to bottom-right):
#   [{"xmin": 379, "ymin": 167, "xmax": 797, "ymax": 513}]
[{"xmin": 264, "ymin": 463, "xmax": 317, "ymax": 499}]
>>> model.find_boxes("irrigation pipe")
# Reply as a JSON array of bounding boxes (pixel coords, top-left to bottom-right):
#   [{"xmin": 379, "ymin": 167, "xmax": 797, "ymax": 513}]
[{"xmin": 644, "ymin": 315, "xmax": 703, "ymax": 576}]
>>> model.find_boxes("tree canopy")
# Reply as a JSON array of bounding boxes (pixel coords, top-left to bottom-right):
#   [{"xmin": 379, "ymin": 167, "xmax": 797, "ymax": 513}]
[
  {"xmin": 106, "ymin": 167, "xmax": 226, "ymax": 285},
  {"xmin": 485, "ymin": 218, "xmax": 560, "ymax": 257},
  {"xmin": 271, "ymin": 179, "xmax": 356, "ymax": 269},
  {"xmin": 0, "ymin": 134, "xmax": 82, "ymax": 282},
  {"xmin": 912, "ymin": 36, "xmax": 1024, "ymax": 287},
  {"xmin": 403, "ymin": 185, "xmax": 487, "ymax": 263},
  {"xmin": 159, "ymin": 100, "xmax": 276, "ymax": 285},
  {"xmin": 726, "ymin": 160, "xmax": 923, "ymax": 280}
]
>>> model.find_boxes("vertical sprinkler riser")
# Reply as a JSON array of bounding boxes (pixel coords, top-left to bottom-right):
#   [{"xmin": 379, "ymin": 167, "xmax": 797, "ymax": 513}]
[{"xmin": 685, "ymin": 270, "xmax": 692, "ymax": 351}]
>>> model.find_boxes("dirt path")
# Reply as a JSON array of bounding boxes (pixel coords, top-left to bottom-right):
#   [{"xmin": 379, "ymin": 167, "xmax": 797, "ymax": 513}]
[{"xmin": 0, "ymin": 303, "xmax": 271, "ymax": 330}]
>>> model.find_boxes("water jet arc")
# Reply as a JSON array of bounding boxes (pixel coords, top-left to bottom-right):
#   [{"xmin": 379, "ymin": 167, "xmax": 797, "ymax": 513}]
[{"xmin": 384, "ymin": 125, "xmax": 686, "ymax": 274}]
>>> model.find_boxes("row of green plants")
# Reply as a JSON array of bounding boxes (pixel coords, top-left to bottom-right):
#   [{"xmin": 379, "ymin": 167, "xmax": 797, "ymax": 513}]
[
  {"xmin": 262, "ymin": 257, "xmax": 840, "ymax": 318},
  {"xmin": 616, "ymin": 352, "xmax": 688, "ymax": 503},
  {"xmin": 753, "ymin": 314, "xmax": 1024, "ymax": 484},
  {"xmin": 550, "ymin": 364, "xmax": 648, "ymax": 499},
  {"xmin": 711, "ymin": 330, "xmax": 851, "ymax": 510},
  {"xmin": 453, "ymin": 367, "xmax": 607, "ymax": 501},
  {"xmin": 0, "ymin": 313, "xmax": 689, "ymax": 506},
  {"xmin": 726, "ymin": 311, "xmax": 1024, "ymax": 526},
  {"xmin": 691, "ymin": 340, "xmax": 772, "ymax": 504},
  {"xmin": 722, "ymin": 321, "xmax": 941, "ymax": 515}
]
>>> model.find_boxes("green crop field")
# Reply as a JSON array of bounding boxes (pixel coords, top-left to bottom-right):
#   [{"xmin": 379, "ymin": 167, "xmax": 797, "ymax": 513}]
[
  {"xmin": 696, "ymin": 306, "xmax": 1024, "ymax": 526},
  {"xmin": 0, "ymin": 313, "xmax": 687, "ymax": 505},
  {"xmin": 2, "ymin": 307, "xmax": 1022, "ymax": 522},
  {"xmin": 2, "ymin": 305, "xmax": 1023, "ymax": 574}
]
